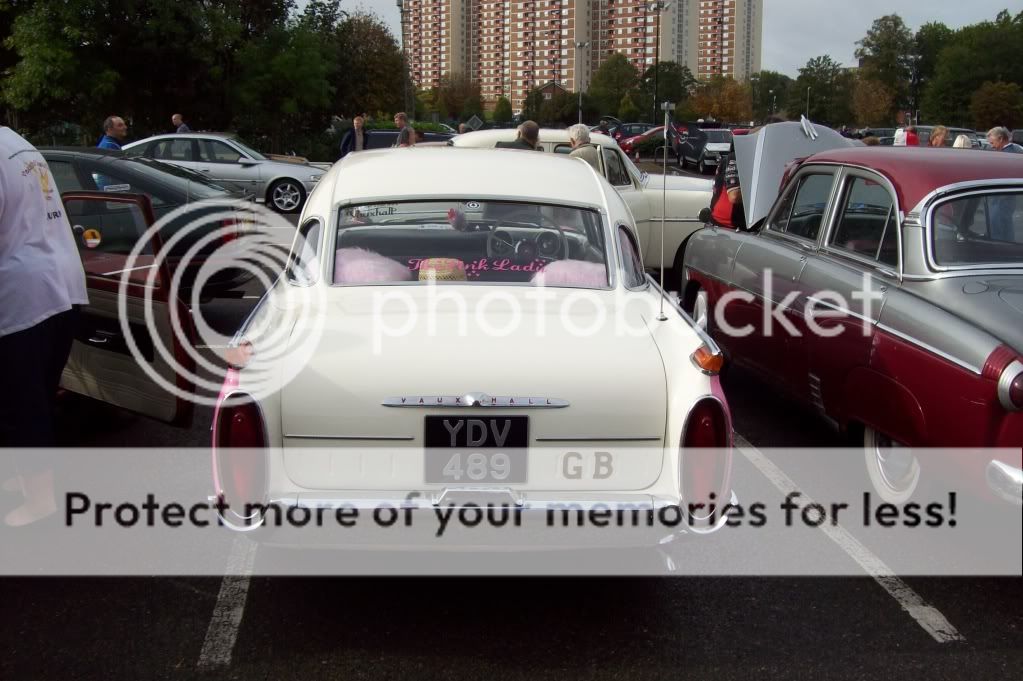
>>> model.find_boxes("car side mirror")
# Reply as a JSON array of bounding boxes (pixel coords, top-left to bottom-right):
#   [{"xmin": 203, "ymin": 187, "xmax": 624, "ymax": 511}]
[
  {"xmin": 238, "ymin": 158, "xmax": 258, "ymax": 166},
  {"xmin": 698, "ymin": 207, "xmax": 712, "ymax": 224}
]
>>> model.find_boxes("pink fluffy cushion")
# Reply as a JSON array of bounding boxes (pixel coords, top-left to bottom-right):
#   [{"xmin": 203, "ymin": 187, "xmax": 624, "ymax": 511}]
[
  {"xmin": 532, "ymin": 260, "xmax": 607, "ymax": 287},
  {"xmin": 334, "ymin": 247, "xmax": 412, "ymax": 284}
]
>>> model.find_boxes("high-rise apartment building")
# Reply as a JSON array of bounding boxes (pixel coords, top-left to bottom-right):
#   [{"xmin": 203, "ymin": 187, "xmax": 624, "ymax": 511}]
[
  {"xmin": 694, "ymin": 0, "xmax": 762, "ymax": 80},
  {"xmin": 399, "ymin": 0, "xmax": 762, "ymax": 111}
]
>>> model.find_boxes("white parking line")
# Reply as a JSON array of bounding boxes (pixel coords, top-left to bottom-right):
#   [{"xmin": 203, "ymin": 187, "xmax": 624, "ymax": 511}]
[
  {"xmin": 197, "ymin": 535, "xmax": 259, "ymax": 669},
  {"xmin": 735, "ymin": 434, "xmax": 965, "ymax": 643}
]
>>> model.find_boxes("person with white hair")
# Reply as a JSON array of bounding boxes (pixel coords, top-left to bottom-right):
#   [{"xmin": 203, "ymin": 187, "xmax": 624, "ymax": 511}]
[
  {"xmin": 986, "ymin": 126, "xmax": 1022, "ymax": 153},
  {"xmin": 952, "ymin": 134, "xmax": 972, "ymax": 149},
  {"xmin": 567, "ymin": 123, "xmax": 600, "ymax": 170}
]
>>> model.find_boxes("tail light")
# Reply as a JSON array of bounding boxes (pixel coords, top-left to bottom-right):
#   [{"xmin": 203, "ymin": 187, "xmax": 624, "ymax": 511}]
[
  {"xmin": 691, "ymin": 345, "xmax": 724, "ymax": 375},
  {"xmin": 998, "ymin": 360, "xmax": 1023, "ymax": 412},
  {"xmin": 681, "ymin": 398, "xmax": 732, "ymax": 517},
  {"xmin": 984, "ymin": 347, "xmax": 1022, "ymax": 412},
  {"xmin": 212, "ymin": 391, "xmax": 267, "ymax": 523}
]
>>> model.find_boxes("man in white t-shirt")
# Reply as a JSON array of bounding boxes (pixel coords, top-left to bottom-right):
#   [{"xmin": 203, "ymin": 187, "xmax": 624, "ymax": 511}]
[{"xmin": 0, "ymin": 125, "xmax": 89, "ymax": 525}]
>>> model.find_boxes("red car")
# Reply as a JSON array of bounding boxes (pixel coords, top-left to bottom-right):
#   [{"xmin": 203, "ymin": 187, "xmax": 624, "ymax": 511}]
[
  {"xmin": 618, "ymin": 126, "xmax": 666, "ymax": 156},
  {"xmin": 682, "ymin": 123, "xmax": 1022, "ymax": 506}
]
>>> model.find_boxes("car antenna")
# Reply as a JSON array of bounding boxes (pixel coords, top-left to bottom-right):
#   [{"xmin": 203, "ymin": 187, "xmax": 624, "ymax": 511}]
[{"xmin": 657, "ymin": 102, "xmax": 675, "ymax": 321}]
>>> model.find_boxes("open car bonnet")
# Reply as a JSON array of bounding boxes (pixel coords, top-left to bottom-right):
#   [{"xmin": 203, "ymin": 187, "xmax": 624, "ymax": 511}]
[{"xmin": 734, "ymin": 118, "xmax": 858, "ymax": 227}]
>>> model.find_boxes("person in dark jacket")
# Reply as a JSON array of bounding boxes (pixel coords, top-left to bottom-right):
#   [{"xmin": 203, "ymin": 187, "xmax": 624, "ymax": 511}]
[
  {"xmin": 340, "ymin": 115, "xmax": 372, "ymax": 158},
  {"xmin": 495, "ymin": 120, "xmax": 540, "ymax": 150}
]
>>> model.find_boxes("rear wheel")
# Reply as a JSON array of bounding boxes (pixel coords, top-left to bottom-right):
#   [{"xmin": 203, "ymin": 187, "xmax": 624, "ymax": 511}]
[
  {"xmin": 268, "ymin": 178, "xmax": 305, "ymax": 213},
  {"xmin": 863, "ymin": 426, "xmax": 920, "ymax": 503},
  {"xmin": 698, "ymin": 156, "xmax": 708, "ymax": 174}
]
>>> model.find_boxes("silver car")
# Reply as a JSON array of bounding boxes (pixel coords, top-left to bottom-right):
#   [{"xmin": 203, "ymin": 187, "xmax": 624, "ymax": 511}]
[{"xmin": 123, "ymin": 132, "xmax": 326, "ymax": 212}]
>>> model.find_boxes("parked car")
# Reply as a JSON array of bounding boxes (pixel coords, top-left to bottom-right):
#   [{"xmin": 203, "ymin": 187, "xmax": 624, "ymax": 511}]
[
  {"xmin": 364, "ymin": 129, "xmax": 455, "ymax": 148},
  {"xmin": 914, "ymin": 125, "xmax": 979, "ymax": 147},
  {"xmin": 613, "ymin": 122, "xmax": 656, "ymax": 143},
  {"xmin": 675, "ymin": 124, "xmax": 734, "ymax": 174},
  {"xmin": 210, "ymin": 146, "xmax": 736, "ymax": 546},
  {"xmin": 618, "ymin": 126, "xmax": 665, "ymax": 157},
  {"xmin": 452, "ymin": 128, "xmax": 713, "ymax": 278},
  {"xmin": 123, "ymin": 132, "xmax": 325, "ymax": 213},
  {"xmin": 41, "ymin": 147, "xmax": 260, "ymax": 295},
  {"xmin": 682, "ymin": 130, "xmax": 1023, "ymax": 505}
]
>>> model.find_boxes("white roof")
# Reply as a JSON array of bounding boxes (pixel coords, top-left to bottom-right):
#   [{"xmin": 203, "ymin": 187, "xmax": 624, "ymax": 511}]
[
  {"xmin": 331, "ymin": 146, "xmax": 609, "ymax": 209},
  {"xmin": 451, "ymin": 128, "xmax": 618, "ymax": 149}
]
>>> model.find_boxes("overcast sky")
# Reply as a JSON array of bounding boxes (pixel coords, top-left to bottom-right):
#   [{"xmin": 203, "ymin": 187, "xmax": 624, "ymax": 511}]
[{"xmin": 346, "ymin": 0, "xmax": 1014, "ymax": 77}]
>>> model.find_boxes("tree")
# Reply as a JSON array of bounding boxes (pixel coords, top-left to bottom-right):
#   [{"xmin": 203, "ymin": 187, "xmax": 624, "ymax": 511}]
[
  {"xmin": 922, "ymin": 10, "xmax": 1023, "ymax": 127},
  {"xmin": 492, "ymin": 96, "xmax": 513, "ymax": 123},
  {"xmin": 460, "ymin": 94, "xmax": 483, "ymax": 122},
  {"xmin": 970, "ymin": 81, "xmax": 1023, "ymax": 130},
  {"xmin": 589, "ymin": 53, "xmax": 640, "ymax": 116},
  {"xmin": 912, "ymin": 22, "xmax": 953, "ymax": 109},
  {"xmin": 617, "ymin": 92, "xmax": 640, "ymax": 122},
  {"xmin": 749, "ymin": 70, "xmax": 794, "ymax": 121},
  {"xmin": 691, "ymin": 76, "xmax": 752, "ymax": 122},
  {"xmin": 855, "ymin": 14, "xmax": 914, "ymax": 113},
  {"xmin": 853, "ymin": 77, "xmax": 895, "ymax": 126},
  {"xmin": 638, "ymin": 61, "xmax": 697, "ymax": 121},
  {"xmin": 788, "ymin": 56, "xmax": 854, "ymax": 126}
]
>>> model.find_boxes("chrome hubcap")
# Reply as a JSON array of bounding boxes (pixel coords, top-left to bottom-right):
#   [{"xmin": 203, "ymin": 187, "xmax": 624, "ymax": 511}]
[
  {"xmin": 872, "ymin": 432, "xmax": 916, "ymax": 492},
  {"xmin": 272, "ymin": 183, "xmax": 301, "ymax": 211}
]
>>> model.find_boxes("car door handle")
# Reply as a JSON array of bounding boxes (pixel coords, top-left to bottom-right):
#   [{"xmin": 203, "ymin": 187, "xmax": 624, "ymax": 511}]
[{"xmin": 198, "ymin": 168, "xmax": 210, "ymax": 173}]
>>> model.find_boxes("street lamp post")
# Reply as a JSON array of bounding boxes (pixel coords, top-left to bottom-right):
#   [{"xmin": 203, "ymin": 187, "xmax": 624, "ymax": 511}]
[
  {"xmin": 768, "ymin": 89, "xmax": 775, "ymax": 117},
  {"xmin": 575, "ymin": 41, "xmax": 590, "ymax": 124},
  {"xmin": 806, "ymin": 86, "xmax": 811, "ymax": 119},
  {"xmin": 396, "ymin": 0, "xmax": 411, "ymax": 117},
  {"xmin": 649, "ymin": 2, "xmax": 671, "ymax": 125}
]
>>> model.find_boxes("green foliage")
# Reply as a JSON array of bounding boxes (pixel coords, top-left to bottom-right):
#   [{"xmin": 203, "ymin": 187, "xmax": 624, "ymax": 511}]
[
  {"xmin": 493, "ymin": 96, "xmax": 513, "ymax": 123},
  {"xmin": 460, "ymin": 93, "xmax": 483, "ymax": 121},
  {"xmin": 638, "ymin": 61, "xmax": 697, "ymax": 121},
  {"xmin": 855, "ymin": 14, "xmax": 914, "ymax": 111},
  {"xmin": 617, "ymin": 92, "xmax": 641, "ymax": 122},
  {"xmin": 749, "ymin": 71, "xmax": 794, "ymax": 121},
  {"xmin": 913, "ymin": 22, "xmax": 953, "ymax": 104},
  {"xmin": 970, "ymin": 81, "xmax": 1023, "ymax": 130},
  {"xmin": 590, "ymin": 53, "xmax": 640, "ymax": 115},
  {"xmin": 788, "ymin": 55, "xmax": 854, "ymax": 126},
  {"xmin": 921, "ymin": 11, "xmax": 1023, "ymax": 127},
  {"xmin": 0, "ymin": 0, "xmax": 402, "ymax": 159}
]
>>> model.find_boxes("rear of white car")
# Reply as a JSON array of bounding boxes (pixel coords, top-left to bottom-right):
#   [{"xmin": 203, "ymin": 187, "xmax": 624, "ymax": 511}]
[{"xmin": 211, "ymin": 148, "xmax": 733, "ymax": 551}]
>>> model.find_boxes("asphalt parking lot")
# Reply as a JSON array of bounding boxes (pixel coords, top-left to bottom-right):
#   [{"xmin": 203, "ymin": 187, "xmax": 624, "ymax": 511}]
[{"xmin": 1, "ymin": 173, "xmax": 1020, "ymax": 681}]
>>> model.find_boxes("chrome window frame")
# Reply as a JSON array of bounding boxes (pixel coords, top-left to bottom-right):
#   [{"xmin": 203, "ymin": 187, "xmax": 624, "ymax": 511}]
[
  {"xmin": 615, "ymin": 223, "xmax": 649, "ymax": 291},
  {"xmin": 286, "ymin": 217, "xmax": 323, "ymax": 287},
  {"xmin": 924, "ymin": 186, "xmax": 1023, "ymax": 272},
  {"xmin": 761, "ymin": 167, "xmax": 841, "ymax": 251},
  {"xmin": 819, "ymin": 166, "xmax": 903, "ymax": 280}
]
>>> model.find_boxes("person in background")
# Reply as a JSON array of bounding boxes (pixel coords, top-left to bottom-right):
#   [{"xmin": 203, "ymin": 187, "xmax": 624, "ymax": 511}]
[
  {"xmin": 929, "ymin": 125, "xmax": 949, "ymax": 147},
  {"xmin": 986, "ymin": 126, "xmax": 1023, "ymax": 153},
  {"xmin": 0, "ymin": 124, "xmax": 89, "ymax": 526},
  {"xmin": 458, "ymin": 123, "xmax": 467, "ymax": 134},
  {"xmin": 496, "ymin": 121, "xmax": 540, "ymax": 150},
  {"xmin": 340, "ymin": 115, "xmax": 371, "ymax": 158},
  {"xmin": 709, "ymin": 142, "xmax": 745, "ymax": 231},
  {"xmin": 171, "ymin": 113, "xmax": 191, "ymax": 133},
  {"xmin": 97, "ymin": 116, "xmax": 127, "ymax": 150},
  {"xmin": 905, "ymin": 126, "xmax": 920, "ymax": 146},
  {"xmin": 862, "ymin": 136, "xmax": 881, "ymax": 146},
  {"xmin": 952, "ymin": 134, "xmax": 972, "ymax": 149},
  {"xmin": 893, "ymin": 128, "xmax": 907, "ymax": 146},
  {"xmin": 567, "ymin": 123, "xmax": 600, "ymax": 170},
  {"xmin": 392, "ymin": 112, "xmax": 414, "ymax": 148}
]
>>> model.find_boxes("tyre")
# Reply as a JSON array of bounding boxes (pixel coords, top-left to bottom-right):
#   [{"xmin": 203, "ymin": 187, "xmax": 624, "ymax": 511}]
[
  {"xmin": 863, "ymin": 426, "xmax": 920, "ymax": 503},
  {"xmin": 268, "ymin": 178, "xmax": 305, "ymax": 213},
  {"xmin": 698, "ymin": 156, "xmax": 707, "ymax": 174}
]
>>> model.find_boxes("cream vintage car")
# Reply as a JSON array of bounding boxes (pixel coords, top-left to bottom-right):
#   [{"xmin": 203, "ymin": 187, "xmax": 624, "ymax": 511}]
[
  {"xmin": 452, "ymin": 129, "xmax": 713, "ymax": 288},
  {"xmin": 211, "ymin": 146, "xmax": 735, "ymax": 552}
]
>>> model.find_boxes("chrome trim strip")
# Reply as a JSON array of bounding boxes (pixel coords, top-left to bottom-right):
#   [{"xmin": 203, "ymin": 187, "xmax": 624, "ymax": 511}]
[
  {"xmin": 805, "ymin": 296, "xmax": 875, "ymax": 324},
  {"xmin": 383, "ymin": 395, "xmax": 570, "ymax": 408},
  {"xmin": 911, "ymin": 178, "xmax": 1023, "ymax": 216},
  {"xmin": 997, "ymin": 359, "xmax": 1023, "ymax": 412},
  {"xmin": 875, "ymin": 322, "xmax": 981, "ymax": 375},
  {"xmin": 284, "ymin": 434, "xmax": 415, "ymax": 441},
  {"xmin": 645, "ymin": 273, "xmax": 722, "ymax": 357},
  {"xmin": 535, "ymin": 436, "xmax": 662, "ymax": 442},
  {"xmin": 986, "ymin": 460, "xmax": 1023, "ymax": 505}
]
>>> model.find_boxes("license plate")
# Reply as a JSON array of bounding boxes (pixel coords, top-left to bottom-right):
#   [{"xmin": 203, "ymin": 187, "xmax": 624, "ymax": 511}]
[{"xmin": 424, "ymin": 416, "xmax": 528, "ymax": 484}]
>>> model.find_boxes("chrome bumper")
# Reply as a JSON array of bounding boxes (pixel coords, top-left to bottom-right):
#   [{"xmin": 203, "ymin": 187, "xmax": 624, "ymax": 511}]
[{"xmin": 987, "ymin": 460, "xmax": 1023, "ymax": 505}]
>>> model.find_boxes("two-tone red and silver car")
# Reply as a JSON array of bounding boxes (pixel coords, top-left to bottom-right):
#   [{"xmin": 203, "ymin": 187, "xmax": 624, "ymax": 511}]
[{"xmin": 683, "ymin": 136, "xmax": 1022, "ymax": 505}]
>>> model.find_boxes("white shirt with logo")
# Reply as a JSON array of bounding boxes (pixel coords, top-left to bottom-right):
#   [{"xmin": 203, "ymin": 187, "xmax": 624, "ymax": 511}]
[{"xmin": 0, "ymin": 127, "xmax": 89, "ymax": 337}]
